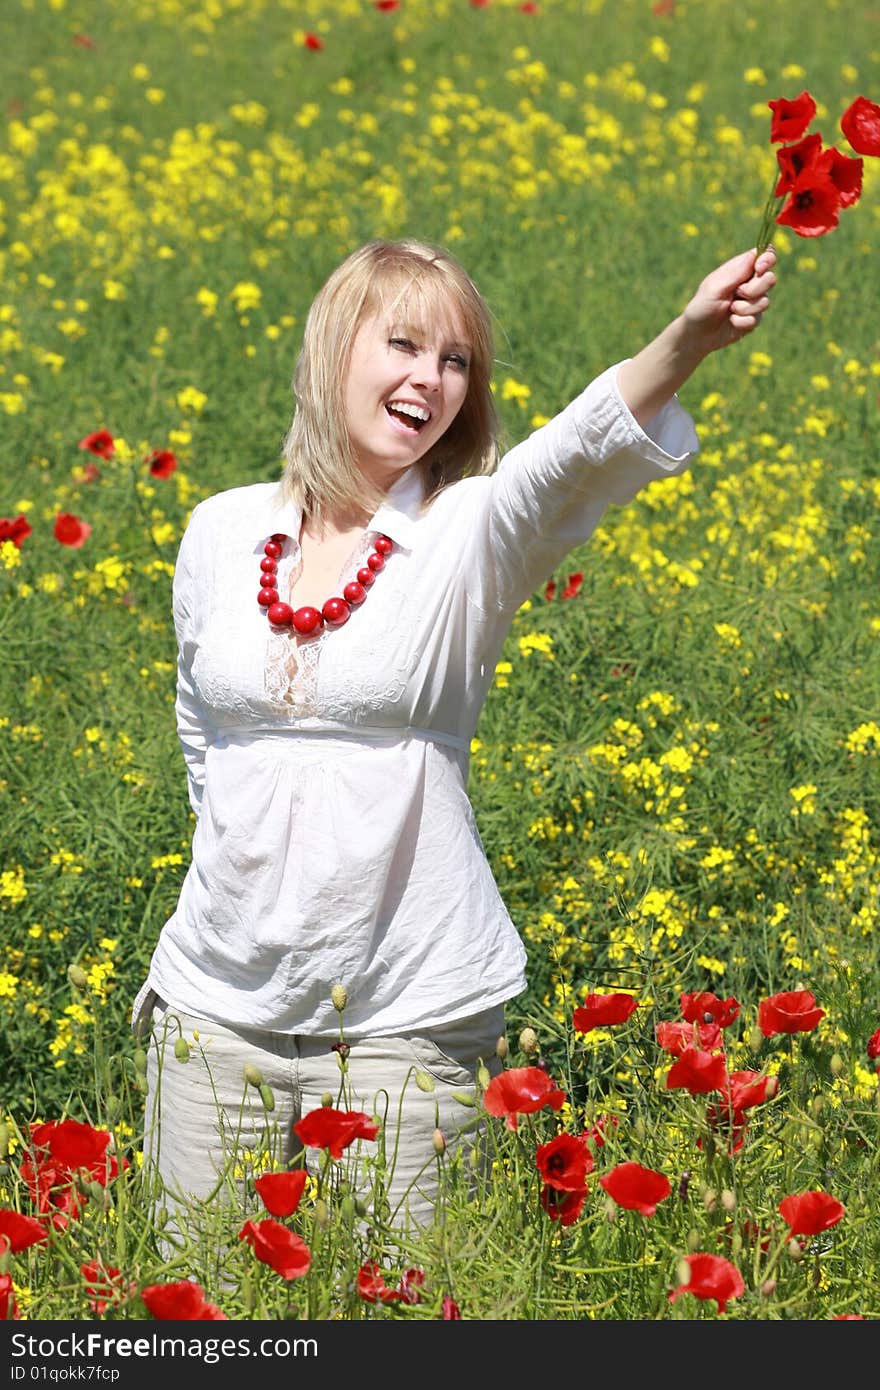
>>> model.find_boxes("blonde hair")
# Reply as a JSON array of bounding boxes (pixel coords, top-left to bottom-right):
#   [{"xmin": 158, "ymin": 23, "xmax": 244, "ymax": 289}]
[{"xmin": 280, "ymin": 239, "xmax": 499, "ymax": 526}]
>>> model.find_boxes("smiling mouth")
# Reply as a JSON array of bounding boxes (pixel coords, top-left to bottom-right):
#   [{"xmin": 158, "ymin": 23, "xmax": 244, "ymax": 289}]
[{"xmin": 385, "ymin": 401, "xmax": 431, "ymax": 432}]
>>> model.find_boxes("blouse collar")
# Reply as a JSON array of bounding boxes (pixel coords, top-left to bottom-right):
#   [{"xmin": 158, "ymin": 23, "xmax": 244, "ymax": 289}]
[{"xmin": 262, "ymin": 466, "xmax": 426, "ymax": 552}]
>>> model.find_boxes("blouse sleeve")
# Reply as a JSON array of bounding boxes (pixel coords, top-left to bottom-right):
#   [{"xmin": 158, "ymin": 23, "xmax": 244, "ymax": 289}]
[
  {"xmin": 171, "ymin": 503, "xmax": 216, "ymax": 820},
  {"xmin": 462, "ymin": 361, "xmax": 700, "ymax": 614}
]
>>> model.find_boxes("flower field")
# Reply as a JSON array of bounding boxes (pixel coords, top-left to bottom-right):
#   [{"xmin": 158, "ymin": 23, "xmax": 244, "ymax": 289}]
[{"xmin": 1, "ymin": 0, "xmax": 879, "ymax": 1322}]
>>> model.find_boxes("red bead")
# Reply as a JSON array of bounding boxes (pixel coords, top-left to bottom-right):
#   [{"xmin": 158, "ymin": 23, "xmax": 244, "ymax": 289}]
[
  {"xmin": 343, "ymin": 580, "xmax": 367, "ymax": 606},
  {"xmin": 322, "ymin": 596, "xmax": 351, "ymax": 627},
  {"xmin": 356, "ymin": 566, "xmax": 375, "ymax": 587},
  {"xmin": 292, "ymin": 606, "xmax": 323, "ymax": 635},
  {"xmin": 270, "ymin": 532, "xmax": 287, "ymax": 543},
  {"xmin": 367, "ymin": 552, "xmax": 385, "ymax": 573},
  {"xmin": 374, "ymin": 535, "xmax": 393, "ymax": 555},
  {"xmin": 264, "ymin": 540, "xmax": 282, "ymax": 559},
  {"xmin": 267, "ymin": 602, "xmax": 294, "ymax": 626},
  {"xmin": 258, "ymin": 587, "xmax": 279, "ymax": 606},
  {"xmin": 260, "ymin": 557, "xmax": 277, "ymax": 574}
]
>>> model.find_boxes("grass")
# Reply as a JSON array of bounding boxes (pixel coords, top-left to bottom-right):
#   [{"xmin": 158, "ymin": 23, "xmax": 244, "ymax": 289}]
[{"xmin": 0, "ymin": 0, "xmax": 878, "ymax": 1320}]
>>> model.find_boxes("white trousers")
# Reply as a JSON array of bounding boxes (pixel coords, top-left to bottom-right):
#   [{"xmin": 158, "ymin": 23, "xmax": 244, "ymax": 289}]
[{"xmin": 138, "ymin": 994, "xmax": 505, "ymax": 1248}]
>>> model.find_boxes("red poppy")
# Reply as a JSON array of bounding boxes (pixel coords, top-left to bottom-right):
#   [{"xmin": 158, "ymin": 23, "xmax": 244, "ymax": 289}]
[
  {"xmin": 665, "ymin": 1046, "xmax": 727, "ymax": 1094},
  {"xmin": 0, "ymin": 1273, "xmax": 18, "ymax": 1321},
  {"xmin": 774, "ymin": 131, "xmax": 824, "ymax": 195},
  {"xmin": 442, "ymin": 1294, "xmax": 462, "ymax": 1319},
  {"xmin": 583, "ymin": 1113, "xmax": 619, "ymax": 1150},
  {"xmin": 54, "ymin": 513, "xmax": 92, "ymax": 547},
  {"xmin": 81, "ymin": 1260, "xmax": 132, "ymax": 1315},
  {"xmin": 357, "ymin": 1261, "xmax": 424, "ymax": 1304},
  {"xmin": 72, "ymin": 33, "xmax": 96, "ymax": 48},
  {"xmin": 680, "ymin": 992, "xmax": 740, "ymax": 1028},
  {"xmin": 572, "ymin": 992, "xmax": 639, "ymax": 1034},
  {"xmin": 768, "ymin": 90, "xmax": 817, "ymax": 144},
  {"xmin": 239, "ymin": 1219, "xmax": 311, "ymax": 1280},
  {"xmin": 470, "ymin": 0, "xmax": 490, "ymax": 7},
  {"xmin": 303, "ymin": 32, "xmax": 323, "ymax": 49},
  {"xmin": 656, "ymin": 1019, "xmax": 722, "ymax": 1056},
  {"xmin": 701, "ymin": 1104, "xmax": 749, "ymax": 1156},
  {"xmin": 599, "ymin": 1161, "xmax": 671, "ymax": 1216},
  {"xmin": 778, "ymin": 1191, "xmax": 845, "ymax": 1236},
  {"xmin": 817, "ymin": 146, "xmax": 863, "ymax": 208},
  {"xmin": 775, "ymin": 166, "xmax": 842, "ymax": 237},
  {"xmin": 520, "ymin": 1, "xmax": 539, "ymax": 11},
  {"xmin": 867, "ymin": 1026, "xmax": 880, "ymax": 1060},
  {"xmin": 535, "ymin": 1133, "xmax": 593, "ymax": 1192},
  {"xmin": 78, "ymin": 429, "xmax": 115, "ymax": 459},
  {"xmin": 720, "ymin": 1070, "xmax": 779, "ymax": 1111},
  {"xmin": 841, "ymin": 95, "xmax": 880, "ymax": 156},
  {"xmin": 832, "ymin": 1313, "xmax": 865, "ymax": 1319},
  {"xmin": 31, "ymin": 1119, "xmax": 112, "ymax": 1169},
  {"xmin": 254, "ymin": 1169, "xmax": 308, "ymax": 1218},
  {"xmin": 293, "ymin": 1107, "xmax": 379, "ymax": 1159},
  {"xmin": 561, "ymin": 572, "xmax": 583, "ymax": 599},
  {"xmin": 0, "ymin": 515, "xmax": 31, "ymax": 548},
  {"xmin": 141, "ymin": 1280, "xmax": 227, "ymax": 1320},
  {"xmin": 482, "ymin": 1067, "xmax": 566, "ymax": 1131},
  {"xmin": 652, "ymin": 0, "xmax": 675, "ymax": 13},
  {"xmin": 544, "ymin": 578, "xmax": 556, "ymax": 600},
  {"xmin": 147, "ymin": 449, "xmax": 178, "ymax": 480},
  {"xmin": 540, "ymin": 1184, "xmax": 585, "ymax": 1226},
  {"xmin": 0, "ymin": 1210, "xmax": 48, "ymax": 1253},
  {"xmin": 79, "ymin": 461, "xmax": 101, "ymax": 482},
  {"xmin": 758, "ymin": 989, "xmax": 825, "ymax": 1037},
  {"xmin": 374, "ymin": 0, "xmax": 399, "ymax": 8},
  {"xmin": 669, "ymin": 1253, "xmax": 745, "ymax": 1315}
]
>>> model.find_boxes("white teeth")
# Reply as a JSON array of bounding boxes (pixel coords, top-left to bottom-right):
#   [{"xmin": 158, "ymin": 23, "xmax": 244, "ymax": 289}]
[{"xmin": 387, "ymin": 400, "xmax": 430, "ymax": 422}]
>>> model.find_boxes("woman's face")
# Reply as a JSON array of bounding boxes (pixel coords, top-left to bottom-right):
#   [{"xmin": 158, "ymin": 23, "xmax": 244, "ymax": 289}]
[{"xmin": 342, "ymin": 309, "xmax": 471, "ymax": 488}]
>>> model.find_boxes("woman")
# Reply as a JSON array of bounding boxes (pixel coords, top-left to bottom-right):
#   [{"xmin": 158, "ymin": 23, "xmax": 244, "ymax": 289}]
[{"xmin": 133, "ymin": 237, "xmax": 776, "ymax": 1239}]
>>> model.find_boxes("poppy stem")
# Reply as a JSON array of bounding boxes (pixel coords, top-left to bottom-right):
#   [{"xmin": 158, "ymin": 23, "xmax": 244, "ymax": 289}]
[{"xmin": 755, "ymin": 173, "xmax": 784, "ymax": 255}]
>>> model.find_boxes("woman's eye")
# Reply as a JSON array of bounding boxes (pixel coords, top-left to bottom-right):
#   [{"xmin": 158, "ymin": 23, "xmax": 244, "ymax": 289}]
[
  {"xmin": 389, "ymin": 337, "xmax": 415, "ymax": 351},
  {"xmin": 446, "ymin": 353, "xmax": 469, "ymax": 371}
]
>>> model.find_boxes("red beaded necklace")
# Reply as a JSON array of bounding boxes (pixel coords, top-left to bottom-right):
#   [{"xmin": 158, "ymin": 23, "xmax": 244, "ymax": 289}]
[{"xmin": 257, "ymin": 531, "xmax": 394, "ymax": 637}]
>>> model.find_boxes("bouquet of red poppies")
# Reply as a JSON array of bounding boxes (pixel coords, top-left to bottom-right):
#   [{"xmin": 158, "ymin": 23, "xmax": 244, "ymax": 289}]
[{"xmin": 755, "ymin": 91, "xmax": 880, "ymax": 252}]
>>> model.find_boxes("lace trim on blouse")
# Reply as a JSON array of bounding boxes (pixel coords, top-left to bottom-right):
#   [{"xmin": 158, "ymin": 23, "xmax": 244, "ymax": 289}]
[{"xmin": 263, "ymin": 530, "xmax": 376, "ymax": 716}]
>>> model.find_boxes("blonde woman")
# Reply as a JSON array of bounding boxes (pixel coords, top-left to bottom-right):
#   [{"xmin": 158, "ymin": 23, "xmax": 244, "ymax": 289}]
[{"xmin": 133, "ymin": 237, "xmax": 776, "ymax": 1238}]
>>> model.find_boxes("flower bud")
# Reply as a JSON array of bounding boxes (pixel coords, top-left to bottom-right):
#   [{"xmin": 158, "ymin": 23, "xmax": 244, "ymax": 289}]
[
  {"xmin": 314, "ymin": 1198, "xmax": 330, "ymax": 1228},
  {"xmin": 0, "ymin": 1124, "xmax": 9, "ymax": 1160},
  {"xmin": 244, "ymin": 1063, "xmax": 264, "ymax": 1088},
  {"xmin": 133, "ymin": 1047, "xmax": 148, "ymax": 1077},
  {"xmin": 67, "ymin": 964, "xmax": 88, "ymax": 991},
  {"xmin": 604, "ymin": 1199, "xmax": 617, "ymax": 1224},
  {"xmin": 730, "ymin": 1231, "xmax": 743, "ymax": 1259},
  {"xmin": 632, "ymin": 1114, "xmax": 647, "ymax": 1143},
  {"xmin": 787, "ymin": 1238, "xmax": 804, "ymax": 1262},
  {"xmin": 340, "ymin": 1194, "xmax": 355, "ymax": 1224},
  {"xmin": 721, "ymin": 1188, "xmax": 736, "ymax": 1214},
  {"xmin": 830, "ymin": 1053, "xmax": 845, "ymax": 1077},
  {"xmin": 354, "ymin": 1196, "xmax": 369, "ymax": 1218},
  {"xmin": 259, "ymin": 1083, "xmax": 275, "ymax": 1112},
  {"xmin": 686, "ymin": 1228, "xmax": 701, "ymax": 1251},
  {"xmin": 335, "ymin": 1051, "xmax": 348, "ymax": 1074},
  {"xmin": 331, "ymin": 983, "xmax": 348, "ymax": 1012},
  {"xmin": 476, "ymin": 1063, "xmax": 492, "ymax": 1090},
  {"xmin": 432, "ymin": 1128, "xmax": 447, "ymax": 1156},
  {"xmin": 701, "ymin": 1186, "xmax": 717, "ymax": 1213},
  {"xmin": 173, "ymin": 1037, "xmax": 190, "ymax": 1063},
  {"xmin": 451, "ymin": 1090, "xmax": 476, "ymax": 1107},
  {"xmin": 414, "ymin": 1070, "xmax": 435, "ymax": 1093},
  {"xmin": 761, "ymin": 1278, "xmax": 777, "ymax": 1298},
  {"xmin": 495, "ymin": 1035, "xmax": 509, "ymax": 1061},
  {"xmin": 0, "ymin": 1249, "xmax": 12, "ymax": 1276},
  {"xmin": 519, "ymin": 1027, "xmax": 538, "ymax": 1055},
  {"xmin": 676, "ymin": 1258, "xmax": 692, "ymax": 1287},
  {"xmin": 320, "ymin": 1091, "xmax": 334, "ymax": 1107},
  {"xmin": 748, "ymin": 1025, "xmax": 764, "ymax": 1053}
]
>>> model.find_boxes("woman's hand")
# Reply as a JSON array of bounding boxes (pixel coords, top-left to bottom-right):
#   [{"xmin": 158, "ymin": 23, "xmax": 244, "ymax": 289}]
[
  {"xmin": 617, "ymin": 246, "xmax": 779, "ymax": 426},
  {"xmin": 682, "ymin": 246, "xmax": 777, "ymax": 354}
]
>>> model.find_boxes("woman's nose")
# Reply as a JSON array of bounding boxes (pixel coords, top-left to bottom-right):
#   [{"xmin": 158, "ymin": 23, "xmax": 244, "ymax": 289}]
[{"xmin": 410, "ymin": 353, "xmax": 442, "ymax": 391}]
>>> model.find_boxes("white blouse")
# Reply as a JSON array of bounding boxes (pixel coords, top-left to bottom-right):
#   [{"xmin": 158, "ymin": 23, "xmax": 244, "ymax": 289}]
[{"xmin": 135, "ymin": 364, "xmax": 699, "ymax": 1037}]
